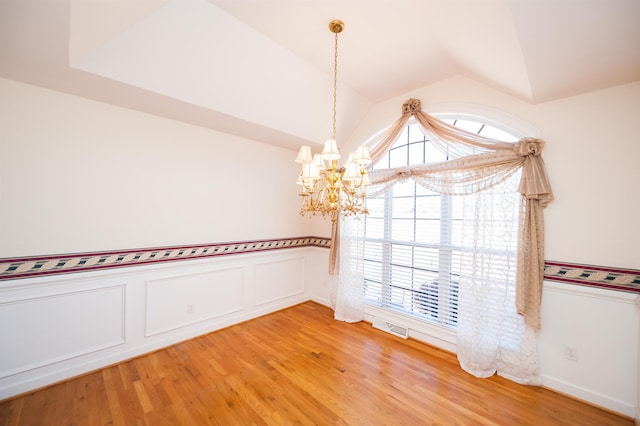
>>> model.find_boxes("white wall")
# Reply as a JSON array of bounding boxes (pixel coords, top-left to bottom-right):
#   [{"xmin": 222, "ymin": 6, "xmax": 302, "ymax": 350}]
[
  {"xmin": 344, "ymin": 76, "xmax": 640, "ymax": 269},
  {"xmin": 0, "ymin": 78, "xmax": 310, "ymax": 257},
  {"xmin": 0, "ymin": 77, "xmax": 335, "ymax": 398},
  {"xmin": 341, "ymin": 76, "xmax": 640, "ymax": 417}
]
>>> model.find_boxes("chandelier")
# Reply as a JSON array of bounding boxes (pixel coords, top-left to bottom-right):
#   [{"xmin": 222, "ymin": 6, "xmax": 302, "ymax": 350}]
[{"xmin": 295, "ymin": 20, "xmax": 371, "ymax": 222}]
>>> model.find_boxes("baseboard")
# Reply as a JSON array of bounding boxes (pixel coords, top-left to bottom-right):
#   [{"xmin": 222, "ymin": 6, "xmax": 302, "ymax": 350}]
[
  {"xmin": 309, "ymin": 295, "xmax": 331, "ymax": 308},
  {"xmin": 541, "ymin": 375, "xmax": 636, "ymax": 418}
]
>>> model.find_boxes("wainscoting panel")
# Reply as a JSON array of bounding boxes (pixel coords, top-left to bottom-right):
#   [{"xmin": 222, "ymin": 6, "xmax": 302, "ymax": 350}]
[
  {"xmin": 0, "ymin": 284, "xmax": 125, "ymax": 378},
  {"xmin": 0, "ymin": 247, "xmax": 323, "ymax": 400},
  {"xmin": 145, "ymin": 267, "xmax": 244, "ymax": 337},
  {"xmin": 539, "ymin": 281, "xmax": 639, "ymax": 417},
  {"xmin": 254, "ymin": 256, "xmax": 305, "ymax": 307}
]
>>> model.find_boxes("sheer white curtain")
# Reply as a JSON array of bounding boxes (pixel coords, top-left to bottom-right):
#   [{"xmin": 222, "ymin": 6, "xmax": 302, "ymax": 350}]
[
  {"xmin": 331, "ymin": 216, "xmax": 366, "ymax": 323},
  {"xmin": 456, "ymin": 174, "xmax": 540, "ymax": 384}
]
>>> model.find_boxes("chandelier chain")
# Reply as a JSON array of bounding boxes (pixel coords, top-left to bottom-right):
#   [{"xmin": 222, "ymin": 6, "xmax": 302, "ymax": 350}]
[{"xmin": 332, "ymin": 31, "xmax": 339, "ymax": 140}]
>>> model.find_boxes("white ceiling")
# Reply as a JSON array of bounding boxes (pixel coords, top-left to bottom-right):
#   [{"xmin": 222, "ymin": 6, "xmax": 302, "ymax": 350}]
[{"xmin": 1, "ymin": 0, "xmax": 639, "ymax": 151}]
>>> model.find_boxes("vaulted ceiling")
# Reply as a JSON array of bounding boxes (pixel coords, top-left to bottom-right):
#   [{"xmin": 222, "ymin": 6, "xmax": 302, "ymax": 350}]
[{"xmin": 1, "ymin": 0, "xmax": 639, "ymax": 151}]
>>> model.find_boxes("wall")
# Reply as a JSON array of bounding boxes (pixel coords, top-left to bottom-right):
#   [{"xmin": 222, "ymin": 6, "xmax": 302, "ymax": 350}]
[
  {"xmin": 0, "ymin": 78, "xmax": 309, "ymax": 257},
  {"xmin": 0, "ymin": 78, "xmax": 332, "ymax": 399},
  {"xmin": 341, "ymin": 76, "xmax": 640, "ymax": 417},
  {"xmin": 344, "ymin": 76, "xmax": 640, "ymax": 269},
  {"xmin": 539, "ymin": 282, "xmax": 637, "ymax": 416}
]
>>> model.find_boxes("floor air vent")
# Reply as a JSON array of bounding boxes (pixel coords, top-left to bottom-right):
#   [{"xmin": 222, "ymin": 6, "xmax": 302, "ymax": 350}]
[{"xmin": 372, "ymin": 317, "xmax": 409, "ymax": 339}]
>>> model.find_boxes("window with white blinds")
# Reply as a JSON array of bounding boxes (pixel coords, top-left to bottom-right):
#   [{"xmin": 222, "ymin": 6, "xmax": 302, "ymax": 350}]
[{"xmin": 362, "ymin": 118, "xmax": 520, "ymax": 329}]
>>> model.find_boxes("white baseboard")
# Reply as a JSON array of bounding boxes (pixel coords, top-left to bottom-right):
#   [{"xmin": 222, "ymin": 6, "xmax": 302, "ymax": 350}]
[
  {"xmin": 309, "ymin": 295, "xmax": 331, "ymax": 308},
  {"xmin": 541, "ymin": 375, "xmax": 636, "ymax": 418}
]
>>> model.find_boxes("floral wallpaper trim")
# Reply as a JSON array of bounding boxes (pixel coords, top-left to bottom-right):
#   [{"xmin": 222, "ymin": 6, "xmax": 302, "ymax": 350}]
[{"xmin": 0, "ymin": 237, "xmax": 331, "ymax": 281}]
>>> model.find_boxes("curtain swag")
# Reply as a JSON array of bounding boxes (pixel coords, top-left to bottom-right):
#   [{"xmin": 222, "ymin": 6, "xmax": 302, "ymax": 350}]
[{"xmin": 332, "ymin": 98, "xmax": 553, "ymax": 329}]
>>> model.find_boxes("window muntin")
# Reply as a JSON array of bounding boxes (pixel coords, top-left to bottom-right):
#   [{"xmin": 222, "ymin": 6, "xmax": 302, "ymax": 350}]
[{"xmin": 362, "ymin": 118, "xmax": 520, "ymax": 329}]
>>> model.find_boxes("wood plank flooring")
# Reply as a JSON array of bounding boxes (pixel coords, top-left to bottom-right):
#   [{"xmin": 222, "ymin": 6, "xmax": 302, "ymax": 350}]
[{"xmin": 0, "ymin": 301, "xmax": 633, "ymax": 425}]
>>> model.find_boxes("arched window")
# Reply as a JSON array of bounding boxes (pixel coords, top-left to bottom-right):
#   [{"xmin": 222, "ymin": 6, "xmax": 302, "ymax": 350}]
[
  {"xmin": 361, "ymin": 116, "xmax": 522, "ymax": 329},
  {"xmin": 334, "ymin": 98, "xmax": 551, "ymax": 383}
]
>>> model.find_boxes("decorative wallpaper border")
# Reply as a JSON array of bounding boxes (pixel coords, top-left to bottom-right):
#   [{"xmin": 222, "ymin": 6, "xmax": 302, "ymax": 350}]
[
  {"xmin": 543, "ymin": 261, "xmax": 640, "ymax": 294},
  {"xmin": 0, "ymin": 237, "xmax": 330, "ymax": 281},
  {"xmin": 1, "ymin": 239, "xmax": 638, "ymax": 295}
]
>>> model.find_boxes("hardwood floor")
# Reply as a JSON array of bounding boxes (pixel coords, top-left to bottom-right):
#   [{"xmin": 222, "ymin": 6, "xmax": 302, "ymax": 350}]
[{"xmin": 0, "ymin": 301, "xmax": 633, "ymax": 425}]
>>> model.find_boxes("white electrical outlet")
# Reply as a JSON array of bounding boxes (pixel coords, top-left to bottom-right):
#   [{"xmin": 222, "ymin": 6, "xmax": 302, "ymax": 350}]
[
  {"xmin": 187, "ymin": 304, "xmax": 195, "ymax": 314},
  {"xmin": 564, "ymin": 346, "xmax": 578, "ymax": 362}
]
